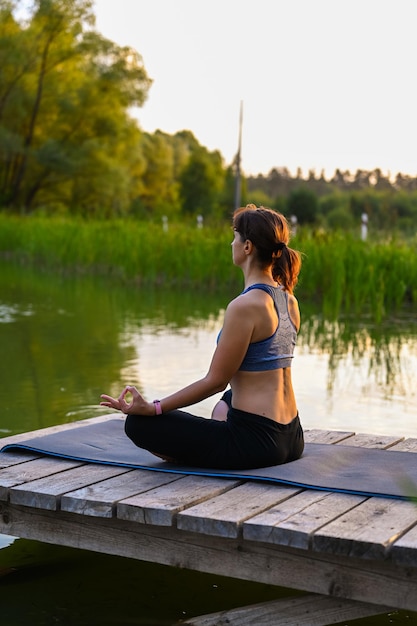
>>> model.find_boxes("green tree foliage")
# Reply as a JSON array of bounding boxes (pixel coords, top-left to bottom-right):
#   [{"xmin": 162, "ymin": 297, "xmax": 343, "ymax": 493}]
[
  {"xmin": 0, "ymin": 4, "xmax": 232, "ymax": 219},
  {"xmin": 245, "ymin": 189, "xmax": 273, "ymax": 209},
  {"xmin": 286, "ymin": 187, "xmax": 319, "ymax": 224},
  {"xmin": 131, "ymin": 130, "xmax": 227, "ymax": 221},
  {"xmin": 326, "ymin": 207, "xmax": 354, "ymax": 230},
  {"xmin": 179, "ymin": 146, "xmax": 225, "ymax": 218},
  {"xmin": 218, "ymin": 165, "xmax": 238, "ymax": 219},
  {"xmin": 133, "ymin": 131, "xmax": 180, "ymax": 218},
  {"xmin": 0, "ymin": 0, "xmax": 151, "ymax": 214}
]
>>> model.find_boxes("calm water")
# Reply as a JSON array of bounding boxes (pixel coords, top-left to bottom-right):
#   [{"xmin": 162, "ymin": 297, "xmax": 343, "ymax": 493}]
[{"xmin": 1, "ymin": 261, "xmax": 416, "ymax": 625}]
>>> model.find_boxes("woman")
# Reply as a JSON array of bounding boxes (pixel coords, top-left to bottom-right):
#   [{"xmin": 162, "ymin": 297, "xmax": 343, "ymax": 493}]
[{"xmin": 100, "ymin": 204, "xmax": 304, "ymax": 469}]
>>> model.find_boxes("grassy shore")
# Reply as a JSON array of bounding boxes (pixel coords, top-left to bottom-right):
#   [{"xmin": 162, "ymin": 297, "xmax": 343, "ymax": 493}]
[{"xmin": 0, "ymin": 214, "xmax": 416, "ymax": 322}]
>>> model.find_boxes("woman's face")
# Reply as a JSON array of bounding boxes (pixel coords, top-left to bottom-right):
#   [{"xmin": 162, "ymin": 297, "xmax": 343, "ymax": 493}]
[{"xmin": 231, "ymin": 229, "xmax": 246, "ymax": 266}]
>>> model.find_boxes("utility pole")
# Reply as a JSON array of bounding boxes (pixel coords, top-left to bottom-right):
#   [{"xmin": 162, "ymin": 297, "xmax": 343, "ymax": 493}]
[{"xmin": 234, "ymin": 101, "xmax": 243, "ymax": 211}]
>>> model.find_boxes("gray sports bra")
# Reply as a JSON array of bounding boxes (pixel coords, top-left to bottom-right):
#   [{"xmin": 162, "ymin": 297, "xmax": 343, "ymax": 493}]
[{"xmin": 237, "ymin": 283, "xmax": 297, "ymax": 371}]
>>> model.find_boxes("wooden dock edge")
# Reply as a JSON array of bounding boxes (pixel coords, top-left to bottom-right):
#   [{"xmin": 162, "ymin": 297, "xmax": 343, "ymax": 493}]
[
  {"xmin": 0, "ymin": 501, "xmax": 415, "ymax": 613},
  {"xmin": 180, "ymin": 594, "xmax": 394, "ymax": 626}
]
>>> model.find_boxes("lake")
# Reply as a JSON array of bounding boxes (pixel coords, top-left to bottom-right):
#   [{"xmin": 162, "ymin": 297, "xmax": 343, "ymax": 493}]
[{"xmin": 1, "ymin": 261, "xmax": 416, "ymax": 625}]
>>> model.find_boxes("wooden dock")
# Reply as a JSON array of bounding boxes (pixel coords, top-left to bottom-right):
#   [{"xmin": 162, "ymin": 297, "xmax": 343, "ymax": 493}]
[{"xmin": 0, "ymin": 414, "xmax": 416, "ymax": 625}]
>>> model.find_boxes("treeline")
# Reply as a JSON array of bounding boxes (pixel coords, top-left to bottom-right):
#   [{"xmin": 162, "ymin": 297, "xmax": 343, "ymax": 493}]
[
  {"xmin": 1, "ymin": 0, "xmax": 417, "ymax": 233},
  {"xmin": 247, "ymin": 168, "xmax": 417, "ymax": 234}
]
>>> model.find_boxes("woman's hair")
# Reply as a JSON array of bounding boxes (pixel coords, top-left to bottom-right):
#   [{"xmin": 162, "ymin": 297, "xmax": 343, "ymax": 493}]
[{"xmin": 233, "ymin": 204, "xmax": 301, "ymax": 293}]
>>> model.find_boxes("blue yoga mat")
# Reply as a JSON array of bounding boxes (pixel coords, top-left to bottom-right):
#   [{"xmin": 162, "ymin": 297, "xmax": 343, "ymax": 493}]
[{"xmin": 1, "ymin": 419, "xmax": 416, "ymax": 500}]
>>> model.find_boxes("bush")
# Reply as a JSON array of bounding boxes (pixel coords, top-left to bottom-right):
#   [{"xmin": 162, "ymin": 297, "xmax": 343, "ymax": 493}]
[
  {"xmin": 286, "ymin": 188, "xmax": 319, "ymax": 224},
  {"xmin": 326, "ymin": 207, "xmax": 355, "ymax": 231}
]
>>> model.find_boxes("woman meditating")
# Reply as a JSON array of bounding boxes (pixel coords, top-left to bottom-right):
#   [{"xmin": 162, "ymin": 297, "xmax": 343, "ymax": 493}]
[{"xmin": 100, "ymin": 204, "xmax": 304, "ymax": 469}]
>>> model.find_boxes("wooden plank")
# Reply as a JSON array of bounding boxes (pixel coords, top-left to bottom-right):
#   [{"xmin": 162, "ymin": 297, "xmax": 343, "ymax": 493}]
[
  {"xmin": 390, "ymin": 523, "xmax": 417, "ymax": 566},
  {"xmin": 376, "ymin": 439, "xmax": 417, "ymax": 567},
  {"xmin": 242, "ymin": 432, "xmax": 394, "ymax": 549},
  {"xmin": 61, "ymin": 469, "xmax": 186, "ymax": 517},
  {"xmin": 177, "ymin": 482, "xmax": 302, "ymax": 538},
  {"xmin": 334, "ymin": 433, "xmax": 404, "ymax": 448},
  {"xmin": 0, "ymin": 450, "xmax": 39, "ymax": 468},
  {"xmin": 389, "ymin": 438, "xmax": 417, "ymax": 453},
  {"xmin": 0, "ymin": 502, "xmax": 416, "ymax": 611},
  {"xmin": 243, "ymin": 491, "xmax": 366, "ymax": 549},
  {"xmin": 304, "ymin": 430, "xmax": 354, "ymax": 444},
  {"xmin": 117, "ymin": 475, "xmax": 242, "ymax": 526},
  {"xmin": 181, "ymin": 594, "xmax": 393, "ymax": 626},
  {"xmin": 0, "ymin": 457, "xmax": 82, "ymax": 500},
  {"xmin": 311, "ymin": 437, "xmax": 417, "ymax": 560},
  {"xmin": 9, "ymin": 464, "xmax": 131, "ymax": 511},
  {"xmin": 312, "ymin": 496, "xmax": 417, "ymax": 560}
]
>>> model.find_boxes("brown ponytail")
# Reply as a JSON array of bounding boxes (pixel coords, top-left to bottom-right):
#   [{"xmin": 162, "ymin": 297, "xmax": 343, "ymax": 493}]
[{"xmin": 272, "ymin": 245, "xmax": 302, "ymax": 293}]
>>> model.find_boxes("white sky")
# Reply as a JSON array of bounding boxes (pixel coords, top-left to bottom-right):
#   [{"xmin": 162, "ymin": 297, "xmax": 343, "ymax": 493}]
[{"xmin": 93, "ymin": 0, "xmax": 417, "ymax": 178}]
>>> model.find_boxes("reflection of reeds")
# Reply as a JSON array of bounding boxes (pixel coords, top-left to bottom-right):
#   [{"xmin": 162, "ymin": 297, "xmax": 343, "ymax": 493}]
[
  {"xmin": 0, "ymin": 215, "xmax": 416, "ymax": 321},
  {"xmin": 298, "ymin": 315, "xmax": 417, "ymax": 398}
]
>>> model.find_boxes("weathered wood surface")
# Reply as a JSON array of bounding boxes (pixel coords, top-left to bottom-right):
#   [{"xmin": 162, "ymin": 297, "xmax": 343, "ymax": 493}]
[
  {"xmin": 0, "ymin": 416, "xmax": 417, "ymax": 614},
  {"xmin": 181, "ymin": 594, "xmax": 393, "ymax": 626}
]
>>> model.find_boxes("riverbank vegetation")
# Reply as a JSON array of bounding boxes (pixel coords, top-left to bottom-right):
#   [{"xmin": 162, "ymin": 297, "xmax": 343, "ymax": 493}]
[{"xmin": 1, "ymin": 214, "xmax": 416, "ymax": 323}]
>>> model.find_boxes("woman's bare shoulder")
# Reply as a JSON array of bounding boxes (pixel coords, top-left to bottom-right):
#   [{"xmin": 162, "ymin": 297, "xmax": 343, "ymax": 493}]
[
  {"xmin": 287, "ymin": 293, "xmax": 300, "ymax": 331},
  {"xmin": 227, "ymin": 288, "xmax": 269, "ymax": 312},
  {"xmin": 223, "ymin": 291, "xmax": 266, "ymax": 328}
]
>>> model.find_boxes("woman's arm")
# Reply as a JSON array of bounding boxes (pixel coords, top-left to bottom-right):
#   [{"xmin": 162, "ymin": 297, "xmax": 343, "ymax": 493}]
[{"xmin": 100, "ymin": 296, "xmax": 255, "ymax": 415}]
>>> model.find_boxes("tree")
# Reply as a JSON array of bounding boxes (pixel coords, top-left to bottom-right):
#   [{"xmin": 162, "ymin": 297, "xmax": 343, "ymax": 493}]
[
  {"xmin": 179, "ymin": 147, "xmax": 225, "ymax": 218},
  {"xmin": 133, "ymin": 131, "xmax": 180, "ymax": 218},
  {"xmin": 326, "ymin": 207, "xmax": 354, "ymax": 230},
  {"xmin": 0, "ymin": 0, "xmax": 152, "ymax": 213},
  {"xmin": 352, "ymin": 169, "xmax": 371, "ymax": 190},
  {"xmin": 215, "ymin": 164, "xmax": 242, "ymax": 219},
  {"xmin": 286, "ymin": 187, "xmax": 319, "ymax": 224}
]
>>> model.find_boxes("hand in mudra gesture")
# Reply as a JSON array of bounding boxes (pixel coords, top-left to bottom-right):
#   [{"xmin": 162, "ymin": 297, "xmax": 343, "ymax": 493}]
[{"xmin": 100, "ymin": 385, "xmax": 154, "ymax": 415}]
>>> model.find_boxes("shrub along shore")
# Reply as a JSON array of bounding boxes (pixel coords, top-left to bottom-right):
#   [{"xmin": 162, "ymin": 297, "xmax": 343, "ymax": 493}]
[{"xmin": 0, "ymin": 214, "xmax": 416, "ymax": 322}]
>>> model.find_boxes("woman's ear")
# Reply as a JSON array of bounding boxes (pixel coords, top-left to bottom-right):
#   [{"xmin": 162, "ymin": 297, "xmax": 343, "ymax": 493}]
[{"xmin": 244, "ymin": 239, "xmax": 253, "ymax": 255}]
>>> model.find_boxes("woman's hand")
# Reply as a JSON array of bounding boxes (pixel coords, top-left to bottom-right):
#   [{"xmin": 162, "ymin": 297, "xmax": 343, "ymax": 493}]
[{"xmin": 100, "ymin": 385, "xmax": 154, "ymax": 415}]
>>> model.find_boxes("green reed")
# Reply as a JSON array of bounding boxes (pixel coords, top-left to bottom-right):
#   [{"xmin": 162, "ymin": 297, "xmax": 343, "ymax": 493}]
[
  {"xmin": 0, "ymin": 215, "xmax": 240, "ymax": 288},
  {"xmin": 296, "ymin": 231, "xmax": 417, "ymax": 322},
  {"xmin": 0, "ymin": 214, "xmax": 416, "ymax": 321}
]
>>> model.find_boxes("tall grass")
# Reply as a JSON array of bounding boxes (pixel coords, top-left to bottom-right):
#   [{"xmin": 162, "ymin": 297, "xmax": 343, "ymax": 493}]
[
  {"xmin": 0, "ymin": 215, "xmax": 240, "ymax": 288},
  {"xmin": 0, "ymin": 214, "xmax": 416, "ymax": 321},
  {"xmin": 296, "ymin": 230, "xmax": 417, "ymax": 322}
]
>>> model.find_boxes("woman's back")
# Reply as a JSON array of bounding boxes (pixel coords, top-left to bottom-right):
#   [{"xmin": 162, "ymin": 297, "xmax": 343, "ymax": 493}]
[{"xmin": 229, "ymin": 284, "xmax": 299, "ymax": 424}]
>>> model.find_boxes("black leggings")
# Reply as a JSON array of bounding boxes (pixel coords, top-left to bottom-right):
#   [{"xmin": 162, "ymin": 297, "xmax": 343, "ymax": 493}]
[{"xmin": 124, "ymin": 392, "xmax": 304, "ymax": 470}]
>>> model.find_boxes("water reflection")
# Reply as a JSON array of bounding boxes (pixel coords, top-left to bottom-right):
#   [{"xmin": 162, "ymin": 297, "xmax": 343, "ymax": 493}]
[
  {"xmin": 299, "ymin": 314, "xmax": 416, "ymax": 398},
  {"xmin": 296, "ymin": 313, "xmax": 417, "ymax": 436},
  {"xmin": 0, "ymin": 261, "xmax": 416, "ymax": 439},
  {"xmin": 0, "ymin": 262, "xmax": 231, "ymax": 435}
]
